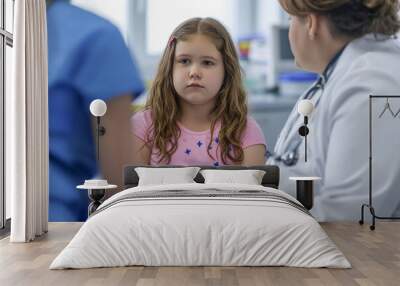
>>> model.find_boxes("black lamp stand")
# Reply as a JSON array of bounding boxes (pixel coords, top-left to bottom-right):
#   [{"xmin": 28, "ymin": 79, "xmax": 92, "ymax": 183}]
[
  {"xmin": 95, "ymin": 116, "xmax": 106, "ymax": 162},
  {"xmin": 298, "ymin": 116, "xmax": 309, "ymax": 162},
  {"xmin": 296, "ymin": 180, "xmax": 314, "ymax": 210},
  {"xmin": 290, "ymin": 115, "xmax": 316, "ymax": 210},
  {"xmin": 88, "ymin": 189, "xmax": 106, "ymax": 216}
]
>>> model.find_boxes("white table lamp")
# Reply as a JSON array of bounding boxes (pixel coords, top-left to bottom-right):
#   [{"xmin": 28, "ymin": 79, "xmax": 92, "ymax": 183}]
[
  {"xmin": 89, "ymin": 99, "xmax": 107, "ymax": 162},
  {"xmin": 297, "ymin": 99, "xmax": 314, "ymax": 162}
]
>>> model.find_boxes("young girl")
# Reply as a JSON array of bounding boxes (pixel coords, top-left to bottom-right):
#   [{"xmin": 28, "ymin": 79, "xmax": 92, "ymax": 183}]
[{"xmin": 132, "ymin": 17, "xmax": 266, "ymax": 166}]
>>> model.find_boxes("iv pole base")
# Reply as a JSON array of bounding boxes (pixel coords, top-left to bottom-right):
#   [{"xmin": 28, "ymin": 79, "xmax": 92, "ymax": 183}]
[{"xmin": 359, "ymin": 204, "xmax": 376, "ymax": 231}]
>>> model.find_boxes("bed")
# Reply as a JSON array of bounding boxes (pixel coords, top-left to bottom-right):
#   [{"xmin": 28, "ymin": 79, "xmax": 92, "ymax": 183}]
[{"xmin": 50, "ymin": 165, "xmax": 350, "ymax": 269}]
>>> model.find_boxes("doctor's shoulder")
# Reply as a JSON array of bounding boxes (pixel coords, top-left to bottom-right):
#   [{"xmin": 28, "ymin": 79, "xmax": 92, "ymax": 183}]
[
  {"xmin": 348, "ymin": 35, "xmax": 400, "ymax": 72},
  {"xmin": 332, "ymin": 39, "xmax": 400, "ymax": 90},
  {"xmin": 322, "ymin": 60, "xmax": 395, "ymax": 119},
  {"xmin": 347, "ymin": 43, "xmax": 400, "ymax": 90}
]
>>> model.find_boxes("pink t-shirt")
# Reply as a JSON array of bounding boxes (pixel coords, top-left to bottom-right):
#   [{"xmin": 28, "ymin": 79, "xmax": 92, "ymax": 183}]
[{"xmin": 131, "ymin": 109, "xmax": 266, "ymax": 166}]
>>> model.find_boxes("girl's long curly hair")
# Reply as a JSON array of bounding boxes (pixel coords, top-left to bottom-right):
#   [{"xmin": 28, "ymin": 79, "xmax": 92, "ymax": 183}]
[{"xmin": 145, "ymin": 17, "xmax": 248, "ymax": 165}]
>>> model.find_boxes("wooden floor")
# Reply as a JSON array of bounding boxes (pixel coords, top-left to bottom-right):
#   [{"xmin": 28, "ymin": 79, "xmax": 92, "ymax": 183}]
[{"xmin": 0, "ymin": 222, "xmax": 399, "ymax": 286}]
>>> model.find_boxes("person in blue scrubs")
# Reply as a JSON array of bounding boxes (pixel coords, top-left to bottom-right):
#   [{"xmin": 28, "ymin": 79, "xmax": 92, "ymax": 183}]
[{"xmin": 47, "ymin": 0, "xmax": 145, "ymax": 221}]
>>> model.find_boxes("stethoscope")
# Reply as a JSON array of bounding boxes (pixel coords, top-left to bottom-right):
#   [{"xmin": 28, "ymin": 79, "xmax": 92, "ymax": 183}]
[{"xmin": 270, "ymin": 47, "xmax": 346, "ymax": 166}]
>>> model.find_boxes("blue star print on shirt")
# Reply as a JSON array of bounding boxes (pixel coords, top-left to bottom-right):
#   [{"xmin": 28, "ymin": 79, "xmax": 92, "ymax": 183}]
[
  {"xmin": 214, "ymin": 161, "xmax": 219, "ymax": 166},
  {"xmin": 185, "ymin": 148, "xmax": 191, "ymax": 155},
  {"xmin": 215, "ymin": 137, "xmax": 219, "ymax": 144},
  {"xmin": 197, "ymin": 140, "xmax": 203, "ymax": 147}
]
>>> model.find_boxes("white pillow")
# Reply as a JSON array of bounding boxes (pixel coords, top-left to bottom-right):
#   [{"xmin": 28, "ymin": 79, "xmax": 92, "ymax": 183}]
[
  {"xmin": 135, "ymin": 167, "xmax": 201, "ymax": 186},
  {"xmin": 200, "ymin": 169, "xmax": 266, "ymax": 185}
]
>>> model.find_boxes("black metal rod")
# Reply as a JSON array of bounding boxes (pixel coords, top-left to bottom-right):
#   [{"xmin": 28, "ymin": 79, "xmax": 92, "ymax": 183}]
[
  {"xmin": 370, "ymin": 95, "xmax": 400, "ymax": 98},
  {"xmin": 304, "ymin": 133, "xmax": 307, "ymax": 162},
  {"xmin": 96, "ymin": 116, "xmax": 100, "ymax": 163},
  {"xmin": 369, "ymin": 96, "xmax": 372, "ymax": 206},
  {"xmin": 304, "ymin": 116, "xmax": 308, "ymax": 162},
  {"xmin": 372, "ymin": 214, "xmax": 400, "ymax": 219}
]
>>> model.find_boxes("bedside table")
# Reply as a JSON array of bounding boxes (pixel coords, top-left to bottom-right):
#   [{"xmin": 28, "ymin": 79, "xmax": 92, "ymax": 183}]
[
  {"xmin": 289, "ymin": 176, "xmax": 321, "ymax": 210},
  {"xmin": 77, "ymin": 181, "xmax": 117, "ymax": 216}
]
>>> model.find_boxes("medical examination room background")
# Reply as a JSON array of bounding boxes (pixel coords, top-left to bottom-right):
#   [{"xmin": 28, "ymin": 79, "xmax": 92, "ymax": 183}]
[
  {"xmin": 70, "ymin": 0, "xmax": 303, "ymax": 151},
  {"xmin": 2, "ymin": 0, "xmax": 400, "ymax": 223}
]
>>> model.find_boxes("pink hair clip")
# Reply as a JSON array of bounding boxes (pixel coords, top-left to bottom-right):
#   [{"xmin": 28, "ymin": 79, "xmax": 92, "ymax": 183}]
[{"xmin": 168, "ymin": 36, "xmax": 176, "ymax": 48}]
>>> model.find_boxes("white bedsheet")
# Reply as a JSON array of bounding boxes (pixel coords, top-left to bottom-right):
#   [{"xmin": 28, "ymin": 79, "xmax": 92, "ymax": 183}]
[{"xmin": 50, "ymin": 183, "xmax": 351, "ymax": 269}]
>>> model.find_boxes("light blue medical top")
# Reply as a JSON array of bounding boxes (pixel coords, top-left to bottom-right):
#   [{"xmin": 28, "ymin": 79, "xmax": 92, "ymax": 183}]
[{"xmin": 47, "ymin": 1, "xmax": 144, "ymax": 221}]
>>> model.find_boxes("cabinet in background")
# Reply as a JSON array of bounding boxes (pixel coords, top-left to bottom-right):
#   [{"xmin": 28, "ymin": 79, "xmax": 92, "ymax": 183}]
[{"xmin": 249, "ymin": 94, "xmax": 297, "ymax": 151}]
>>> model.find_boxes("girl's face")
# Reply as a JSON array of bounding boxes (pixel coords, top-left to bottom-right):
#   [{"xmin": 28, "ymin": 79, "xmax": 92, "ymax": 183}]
[
  {"xmin": 288, "ymin": 15, "xmax": 313, "ymax": 70},
  {"xmin": 172, "ymin": 34, "xmax": 225, "ymax": 108}
]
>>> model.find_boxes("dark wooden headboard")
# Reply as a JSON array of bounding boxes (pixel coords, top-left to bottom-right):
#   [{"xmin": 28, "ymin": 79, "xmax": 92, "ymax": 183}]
[{"xmin": 123, "ymin": 165, "xmax": 280, "ymax": 189}]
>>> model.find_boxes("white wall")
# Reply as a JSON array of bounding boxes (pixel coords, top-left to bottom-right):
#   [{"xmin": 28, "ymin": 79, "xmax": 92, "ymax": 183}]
[
  {"xmin": 256, "ymin": 0, "xmax": 284, "ymax": 34},
  {"xmin": 71, "ymin": 0, "xmax": 129, "ymax": 42}
]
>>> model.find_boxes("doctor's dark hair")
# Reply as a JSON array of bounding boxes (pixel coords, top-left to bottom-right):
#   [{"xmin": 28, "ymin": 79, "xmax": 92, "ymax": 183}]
[
  {"xmin": 279, "ymin": 0, "xmax": 400, "ymax": 38},
  {"xmin": 145, "ymin": 17, "xmax": 247, "ymax": 164}
]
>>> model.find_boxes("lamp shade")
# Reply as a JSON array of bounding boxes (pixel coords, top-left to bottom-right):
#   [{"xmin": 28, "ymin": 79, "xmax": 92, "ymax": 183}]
[
  {"xmin": 297, "ymin": 99, "xmax": 314, "ymax": 116},
  {"xmin": 90, "ymin": 99, "xmax": 107, "ymax": 117}
]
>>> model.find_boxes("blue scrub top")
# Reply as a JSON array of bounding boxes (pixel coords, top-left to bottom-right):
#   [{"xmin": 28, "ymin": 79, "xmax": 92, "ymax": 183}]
[{"xmin": 47, "ymin": 1, "xmax": 144, "ymax": 221}]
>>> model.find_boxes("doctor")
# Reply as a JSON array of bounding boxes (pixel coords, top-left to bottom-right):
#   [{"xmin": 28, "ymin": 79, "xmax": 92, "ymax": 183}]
[{"xmin": 268, "ymin": 0, "xmax": 400, "ymax": 221}]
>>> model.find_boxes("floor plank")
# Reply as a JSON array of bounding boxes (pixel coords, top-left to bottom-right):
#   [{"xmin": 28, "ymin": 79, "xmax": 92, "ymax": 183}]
[{"xmin": 0, "ymin": 222, "xmax": 399, "ymax": 286}]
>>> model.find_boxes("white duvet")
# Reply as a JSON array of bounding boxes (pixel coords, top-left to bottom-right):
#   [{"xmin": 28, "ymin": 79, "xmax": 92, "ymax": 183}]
[{"xmin": 50, "ymin": 183, "xmax": 351, "ymax": 269}]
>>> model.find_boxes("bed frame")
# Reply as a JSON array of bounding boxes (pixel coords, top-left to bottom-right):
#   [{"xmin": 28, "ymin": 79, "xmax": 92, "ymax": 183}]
[{"xmin": 123, "ymin": 165, "xmax": 280, "ymax": 189}]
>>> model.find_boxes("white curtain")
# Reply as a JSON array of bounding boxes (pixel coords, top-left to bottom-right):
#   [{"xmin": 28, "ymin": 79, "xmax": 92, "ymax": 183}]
[{"xmin": 6, "ymin": 0, "xmax": 48, "ymax": 242}]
